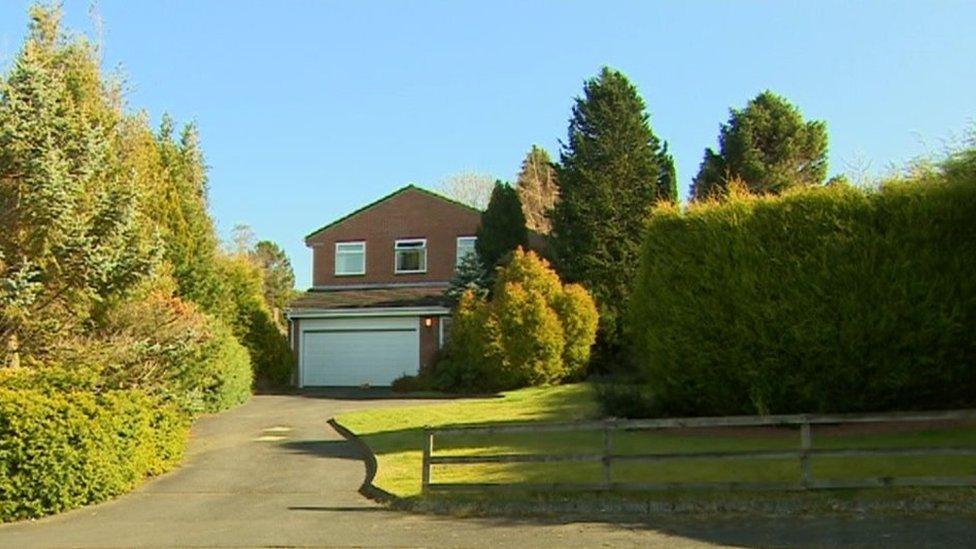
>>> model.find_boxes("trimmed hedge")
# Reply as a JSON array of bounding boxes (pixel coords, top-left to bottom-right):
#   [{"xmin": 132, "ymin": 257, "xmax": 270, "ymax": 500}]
[
  {"xmin": 629, "ymin": 169, "xmax": 976, "ymax": 416},
  {"xmin": 0, "ymin": 388, "xmax": 189, "ymax": 521},
  {"xmin": 196, "ymin": 317, "xmax": 253, "ymax": 413}
]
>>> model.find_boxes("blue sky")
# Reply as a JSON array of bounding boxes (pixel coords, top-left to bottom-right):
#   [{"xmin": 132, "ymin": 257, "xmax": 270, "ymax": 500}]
[{"xmin": 1, "ymin": 1, "xmax": 974, "ymax": 288}]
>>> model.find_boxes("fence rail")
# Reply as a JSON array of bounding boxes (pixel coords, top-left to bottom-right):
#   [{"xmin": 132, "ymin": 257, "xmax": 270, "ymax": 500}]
[{"xmin": 420, "ymin": 409, "xmax": 976, "ymax": 493}]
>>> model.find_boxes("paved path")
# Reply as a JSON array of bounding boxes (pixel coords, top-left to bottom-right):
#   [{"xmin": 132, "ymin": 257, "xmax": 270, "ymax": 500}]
[{"xmin": 0, "ymin": 393, "xmax": 971, "ymax": 548}]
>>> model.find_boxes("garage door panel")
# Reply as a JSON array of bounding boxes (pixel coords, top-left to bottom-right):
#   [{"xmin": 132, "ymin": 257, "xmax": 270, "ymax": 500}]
[{"xmin": 301, "ymin": 318, "xmax": 419, "ymax": 386}]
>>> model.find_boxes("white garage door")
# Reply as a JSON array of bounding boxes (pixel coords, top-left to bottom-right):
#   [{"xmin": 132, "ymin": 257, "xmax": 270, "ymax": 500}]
[{"xmin": 300, "ymin": 317, "xmax": 419, "ymax": 387}]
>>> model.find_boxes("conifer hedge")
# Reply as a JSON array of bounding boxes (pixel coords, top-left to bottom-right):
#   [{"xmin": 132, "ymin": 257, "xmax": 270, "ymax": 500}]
[
  {"xmin": 0, "ymin": 389, "xmax": 189, "ymax": 521},
  {"xmin": 629, "ymin": 167, "xmax": 976, "ymax": 416}
]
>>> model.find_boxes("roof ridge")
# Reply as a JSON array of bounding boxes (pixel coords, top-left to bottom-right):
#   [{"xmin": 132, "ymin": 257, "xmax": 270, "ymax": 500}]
[{"xmin": 304, "ymin": 184, "xmax": 481, "ymax": 242}]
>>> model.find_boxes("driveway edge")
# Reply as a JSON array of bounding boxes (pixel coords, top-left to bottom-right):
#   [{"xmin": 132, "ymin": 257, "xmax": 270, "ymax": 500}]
[{"xmin": 327, "ymin": 418, "xmax": 402, "ymax": 506}]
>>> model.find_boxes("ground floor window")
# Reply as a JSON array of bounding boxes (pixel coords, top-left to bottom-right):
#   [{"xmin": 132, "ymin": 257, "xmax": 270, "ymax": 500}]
[{"xmin": 438, "ymin": 316, "xmax": 452, "ymax": 348}]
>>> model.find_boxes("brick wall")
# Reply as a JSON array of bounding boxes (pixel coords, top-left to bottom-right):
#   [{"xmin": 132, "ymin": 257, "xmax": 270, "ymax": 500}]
[
  {"xmin": 419, "ymin": 315, "xmax": 443, "ymax": 374},
  {"xmin": 306, "ymin": 187, "xmax": 480, "ymax": 287}
]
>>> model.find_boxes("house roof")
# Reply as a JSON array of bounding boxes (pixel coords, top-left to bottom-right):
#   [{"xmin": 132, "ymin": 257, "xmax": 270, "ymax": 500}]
[
  {"xmin": 304, "ymin": 184, "xmax": 481, "ymax": 243},
  {"xmin": 288, "ymin": 285, "xmax": 451, "ymax": 311}
]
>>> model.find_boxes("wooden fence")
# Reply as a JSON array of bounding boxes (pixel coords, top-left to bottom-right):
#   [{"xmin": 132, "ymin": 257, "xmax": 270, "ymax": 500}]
[{"xmin": 421, "ymin": 409, "xmax": 976, "ymax": 493}]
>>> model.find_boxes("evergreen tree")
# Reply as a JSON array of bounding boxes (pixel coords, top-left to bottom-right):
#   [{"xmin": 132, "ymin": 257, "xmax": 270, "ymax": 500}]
[
  {"xmin": 550, "ymin": 67, "xmax": 673, "ymax": 369},
  {"xmin": 691, "ymin": 90, "xmax": 828, "ymax": 200},
  {"xmin": 149, "ymin": 117, "xmax": 227, "ymax": 317},
  {"xmin": 0, "ymin": 6, "xmax": 158, "ymax": 357},
  {"xmin": 689, "ymin": 149, "xmax": 727, "ymax": 200},
  {"xmin": 446, "ymin": 253, "xmax": 489, "ymax": 303},
  {"xmin": 657, "ymin": 142, "xmax": 679, "ymax": 203},
  {"xmin": 475, "ymin": 181, "xmax": 528, "ymax": 271},
  {"xmin": 515, "ymin": 145, "xmax": 559, "ymax": 234},
  {"xmin": 251, "ymin": 240, "xmax": 296, "ymax": 317}
]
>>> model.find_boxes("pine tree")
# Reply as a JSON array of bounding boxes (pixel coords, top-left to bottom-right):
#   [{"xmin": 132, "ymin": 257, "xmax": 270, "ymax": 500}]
[
  {"xmin": 550, "ymin": 67, "xmax": 673, "ymax": 369},
  {"xmin": 475, "ymin": 182, "xmax": 528, "ymax": 272},
  {"xmin": 515, "ymin": 146, "xmax": 559, "ymax": 234},
  {"xmin": 692, "ymin": 90, "xmax": 828, "ymax": 200}
]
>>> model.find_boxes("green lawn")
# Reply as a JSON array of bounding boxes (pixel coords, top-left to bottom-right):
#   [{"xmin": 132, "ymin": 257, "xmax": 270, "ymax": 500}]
[{"xmin": 335, "ymin": 383, "xmax": 976, "ymax": 498}]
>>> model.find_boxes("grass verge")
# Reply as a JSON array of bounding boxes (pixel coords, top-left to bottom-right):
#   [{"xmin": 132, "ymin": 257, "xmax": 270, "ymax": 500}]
[{"xmin": 335, "ymin": 383, "xmax": 976, "ymax": 513}]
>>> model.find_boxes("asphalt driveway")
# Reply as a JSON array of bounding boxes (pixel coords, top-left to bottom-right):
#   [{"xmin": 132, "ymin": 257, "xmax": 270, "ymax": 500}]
[{"xmin": 0, "ymin": 393, "xmax": 971, "ymax": 548}]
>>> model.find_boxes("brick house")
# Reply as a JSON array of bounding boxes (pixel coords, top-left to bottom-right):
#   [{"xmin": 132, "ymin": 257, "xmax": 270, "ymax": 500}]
[{"xmin": 286, "ymin": 185, "xmax": 481, "ymax": 387}]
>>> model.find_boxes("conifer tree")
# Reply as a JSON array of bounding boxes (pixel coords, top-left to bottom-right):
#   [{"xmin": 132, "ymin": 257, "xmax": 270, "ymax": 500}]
[
  {"xmin": 149, "ymin": 117, "xmax": 227, "ymax": 317},
  {"xmin": 691, "ymin": 90, "xmax": 828, "ymax": 200},
  {"xmin": 475, "ymin": 182, "xmax": 528, "ymax": 272},
  {"xmin": 446, "ymin": 253, "xmax": 489, "ymax": 303},
  {"xmin": 657, "ymin": 142, "xmax": 678, "ymax": 203},
  {"xmin": 0, "ymin": 6, "xmax": 157, "ymax": 356},
  {"xmin": 550, "ymin": 67, "xmax": 674, "ymax": 369},
  {"xmin": 251, "ymin": 240, "xmax": 296, "ymax": 317}
]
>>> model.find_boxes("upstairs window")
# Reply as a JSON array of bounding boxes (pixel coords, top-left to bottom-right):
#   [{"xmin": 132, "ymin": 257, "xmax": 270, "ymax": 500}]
[
  {"xmin": 395, "ymin": 239, "xmax": 427, "ymax": 274},
  {"xmin": 335, "ymin": 241, "xmax": 365, "ymax": 275},
  {"xmin": 456, "ymin": 236, "xmax": 477, "ymax": 266}
]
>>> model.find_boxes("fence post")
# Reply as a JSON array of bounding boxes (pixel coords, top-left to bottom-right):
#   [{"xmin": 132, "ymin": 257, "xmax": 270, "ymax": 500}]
[
  {"xmin": 602, "ymin": 419, "xmax": 614, "ymax": 490},
  {"xmin": 799, "ymin": 419, "xmax": 812, "ymax": 489},
  {"xmin": 421, "ymin": 427, "xmax": 434, "ymax": 493}
]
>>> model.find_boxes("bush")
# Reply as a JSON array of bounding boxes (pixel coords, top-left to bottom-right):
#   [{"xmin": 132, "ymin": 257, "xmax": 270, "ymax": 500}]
[
  {"xmin": 431, "ymin": 291, "xmax": 500, "ymax": 392},
  {"xmin": 553, "ymin": 283, "xmax": 600, "ymax": 379},
  {"xmin": 0, "ymin": 388, "xmax": 189, "ymax": 521},
  {"xmin": 628, "ymin": 160, "xmax": 976, "ymax": 416},
  {"xmin": 494, "ymin": 282, "xmax": 565, "ymax": 386},
  {"xmin": 593, "ymin": 379, "xmax": 659, "ymax": 419},
  {"xmin": 434, "ymin": 248, "xmax": 598, "ymax": 392},
  {"xmin": 242, "ymin": 309, "xmax": 294, "ymax": 388},
  {"xmin": 391, "ymin": 374, "xmax": 431, "ymax": 393},
  {"xmin": 88, "ymin": 289, "xmax": 252, "ymax": 414},
  {"xmin": 196, "ymin": 318, "xmax": 253, "ymax": 412},
  {"xmin": 217, "ymin": 256, "xmax": 294, "ymax": 388}
]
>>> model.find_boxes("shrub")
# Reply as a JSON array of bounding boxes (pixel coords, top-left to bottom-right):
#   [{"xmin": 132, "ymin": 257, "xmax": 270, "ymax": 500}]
[
  {"xmin": 432, "ymin": 291, "xmax": 500, "ymax": 392},
  {"xmin": 434, "ymin": 248, "xmax": 598, "ymax": 392},
  {"xmin": 242, "ymin": 308, "xmax": 294, "ymax": 388},
  {"xmin": 216, "ymin": 256, "xmax": 294, "ymax": 388},
  {"xmin": 493, "ymin": 282, "xmax": 565, "ymax": 387},
  {"xmin": 628, "ymin": 160, "xmax": 976, "ymax": 416},
  {"xmin": 88, "ymin": 289, "xmax": 252, "ymax": 414},
  {"xmin": 0, "ymin": 388, "xmax": 189, "ymax": 522},
  {"xmin": 391, "ymin": 374, "xmax": 431, "ymax": 393},
  {"xmin": 593, "ymin": 379, "xmax": 659, "ymax": 419},
  {"xmin": 552, "ymin": 283, "xmax": 600, "ymax": 379},
  {"xmin": 196, "ymin": 318, "xmax": 253, "ymax": 412}
]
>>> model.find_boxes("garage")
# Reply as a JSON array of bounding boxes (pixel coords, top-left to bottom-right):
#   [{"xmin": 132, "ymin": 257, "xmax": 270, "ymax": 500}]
[{"xmin": 299, "ymin": 316, "xmax": 419, "ymax": 387}]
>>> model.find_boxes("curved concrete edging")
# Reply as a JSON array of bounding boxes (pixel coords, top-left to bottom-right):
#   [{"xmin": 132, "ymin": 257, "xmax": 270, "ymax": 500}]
[{"xmin": 327, "ymin": 418, "xmax": 402, "ymax": 506}]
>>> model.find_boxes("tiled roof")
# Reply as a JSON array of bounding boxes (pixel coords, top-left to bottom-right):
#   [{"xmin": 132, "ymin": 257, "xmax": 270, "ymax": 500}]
[{"xmin": 288, "ymin": 285, "xmax": 451, "ymax": 310}]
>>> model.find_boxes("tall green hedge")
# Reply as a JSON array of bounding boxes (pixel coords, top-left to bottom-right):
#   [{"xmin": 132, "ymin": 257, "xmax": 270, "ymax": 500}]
[
  {"xmin": 195, "ymin": 317, "xmax": 254, "ymax": 413},
  {"xmin": 629, "ymin": 169, "xmax": 976, "ymax": 416},
  {"xmin": 0, "ymin": 388, "xmax": 189, "ymax": 521}
]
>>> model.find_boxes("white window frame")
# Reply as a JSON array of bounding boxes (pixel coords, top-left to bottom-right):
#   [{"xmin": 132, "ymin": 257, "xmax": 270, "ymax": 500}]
[
  {"xmin": 455, "ymin": 236, "xmax": 477, "ymax": 267},
  {"xmin": 334, "ymin": 241, "xmax": 366, "ymax": 276},
  {"xmin": 394, "ymin": 238, "xmax": 427, "ymax": 274}
]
